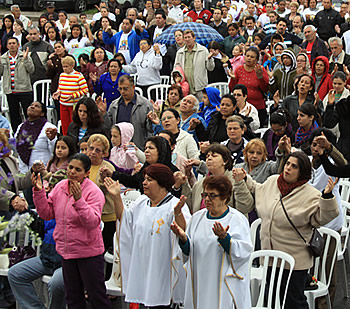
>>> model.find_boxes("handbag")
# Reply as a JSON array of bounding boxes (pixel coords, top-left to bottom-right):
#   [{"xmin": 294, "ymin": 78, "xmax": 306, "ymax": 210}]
[
  {"xmin": 280, "ymin": 196, "xmax": 325, "ymax": 257},
  {"xmin": 8, "ymin": 246, "xmax": 36, "ymax": 267}
]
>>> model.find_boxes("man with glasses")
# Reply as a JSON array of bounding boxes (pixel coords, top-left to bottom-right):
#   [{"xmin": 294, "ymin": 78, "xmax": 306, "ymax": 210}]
[
  {"xmin": 23, "ymin": 26, "xmax": 54, "ymax": 102},
  {"xmin": 328, "ymin": 36, "xmax": 350, "ymax": 73},
  {"xmin": 97, "ymin": 75, "xmax": 153, "ymax": 150}
]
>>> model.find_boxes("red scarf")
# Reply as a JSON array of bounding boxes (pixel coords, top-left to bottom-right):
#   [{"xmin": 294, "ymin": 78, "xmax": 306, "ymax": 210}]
[{"xmin": 277, "ymin": 173, "xmax": 308, "ymax": 197}]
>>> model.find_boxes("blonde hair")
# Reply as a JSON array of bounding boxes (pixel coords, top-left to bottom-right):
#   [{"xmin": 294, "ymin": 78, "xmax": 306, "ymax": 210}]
[
  {"xmin": 61, "ymin": 56, "xmax": 75, "ymax": 66},
  {"xmin": 0, "ymin": 131, "xmax": 10, "ymax": 158},
  {"xmin": 87, "ymin": 134, "xmax": 110, "ymax": 154},
  {"xmin": 225, "ymin": 115, "xmax": 244, "ymax": 129},
  {"xmin": 243, "ymin": 138, "xmax": 267, "ymax": 163},
  {"xmin": 290, "ymin": 1, "xmax": 299, "ymax": 8}
]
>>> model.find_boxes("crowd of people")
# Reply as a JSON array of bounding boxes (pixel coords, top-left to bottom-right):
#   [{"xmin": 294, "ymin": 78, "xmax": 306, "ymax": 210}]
[{"xmin": 0, "ymin": 0, "xmax": 350, "ymax": 308}]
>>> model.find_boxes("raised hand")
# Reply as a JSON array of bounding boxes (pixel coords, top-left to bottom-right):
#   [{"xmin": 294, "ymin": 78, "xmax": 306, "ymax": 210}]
[
  {"xmin": 278, "ymin": 135, "xmax": 291, "ymax": 154},
  {"xmin": 104, "ymin": 177, "xmax": 121, "ymax": 197},
  {"xmin": 227, "ymin": 68, "xmax": 235, "ymax": 79},
  {"xmin": 11, "ymin": 196, "xmax": 28, "ymax": 213},
  {"xmin": 96, "ymin": 96, "xmax": 107, "ymax": 114},
  {"xmin": 170, "ymin": 221, "xmax": 187, "ymax": 242},
  {"xmin": 266, "ymin": 66, "xmax": 274, "ymax": 79},
  {"xmin": 232, "ymin": 168, "xmax": 247, "ymax": 182},
  {"xmin": 69, "ymin": 180, "xmax": 82, "ymax": 201},
  {"xmin": 45, "ymin": 127, "xmax": 57, "ymax": 141},
  {"xmin": 327, "ymin": 89, "xmax": 336, "ymax": 105},
  {"xmin": 324, "ymin": 177, "xmax": 339, "ymax": 194},
  {"xmin": 212, "ymin": 222, "xmax": 229, "ymax": 239},
  {"xmin": 147, "ymin": 111, "xmax": 160, "ymax": 125},
  {"xmin": 314, "ymin": 132, "xmax": 332, "ymax": 152},
  {"xmin": 313, "ymin": 92, "xmax": 320, "ymax": 107},
  {"xmin": 150, "ymin": 100, "xmax": 160, "ymax": 112},
  {"xmin": 173, "ymin": 171, "xmax": 187, "ymax": 189},
  {"xmin": 153, "ymin": 44, "xmax": 161, "ymax": 54},
  {"xmin": 273, "ymin": 90, "xmax": 280, "ymax": 107},
  {"xmin": 99, "ymin": 166, "xmax": 112, "ymax": 180},
  {"xmin": 32, "ymin": 172, "xmax": 43, "ymax": 191},
  {"xmin": 331, "ymin": 64, "xmax": 338, "ymax": 76},
  {"xmin": 23, "ymin": 47, "xmax": 29, "ymax": 60},
  {"xmin": 199, "ymin": 141, "xmax": 210, "ymax": 154},
  {"xmin": 254, "ymin": 64, "xmax": 263, "ymax": 79},
  {"xmin": 52, "ymin": 90, "xmax": 60, "ymax": 100},
  {"xmin": 173, "ymin": 195, "xmax": 187, "ymax": 216},
  {"xmin": 188, "ymin": 118, "xmax": 201, "ymax": 130},
  {"xmin": 89, "ymin": 72, "xmax": 98, "ymax": 82}
]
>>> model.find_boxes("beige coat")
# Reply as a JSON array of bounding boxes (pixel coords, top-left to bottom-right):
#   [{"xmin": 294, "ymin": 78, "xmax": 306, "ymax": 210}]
[{"xmin": 234, "ymin": 175, "xmax": 339, "ymax": 270}]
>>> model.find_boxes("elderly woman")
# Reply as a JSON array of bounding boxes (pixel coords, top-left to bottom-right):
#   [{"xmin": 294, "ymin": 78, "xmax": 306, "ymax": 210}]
[
  {"xmin": 182, "ymin": 144, "xmax": 250, "ymax": 214},
  {"xmin": 104, "ymin": 163, "xmax": 191, "ymax": 308},
  {"xmin": 156, "ymin": 84, "xmax": 183, "ymax": 116},
  {"xmin": 86, "ymin": 134, "xmax": 116, "ymax": 257},
  {"xmin": 122, "ymin": 38, "xmax": 162, "ymax": 97},
  {"xmin": 221, "ymin": 115, "xmax": 249, "ymax": 165},
  {"xmin": 296, "ymin": 53, "xmax": 311, "ymax": 75},
  {"xmin": 233, "ymin": 151, "xmax": 339, "ymax": 308},
  {"xmin": 171, "ymin": 175, "xmax": 253, "ymax": 309}
]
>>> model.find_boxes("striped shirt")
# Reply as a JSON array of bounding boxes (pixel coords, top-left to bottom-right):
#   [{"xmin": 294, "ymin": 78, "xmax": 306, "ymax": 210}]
[
  {"xmin": 58, "ymin": 70, "xmax": 88, "ymax": 106},
  {"xmin": 9, "ymin": 53, "xmax": 17, "ymax": 91}
]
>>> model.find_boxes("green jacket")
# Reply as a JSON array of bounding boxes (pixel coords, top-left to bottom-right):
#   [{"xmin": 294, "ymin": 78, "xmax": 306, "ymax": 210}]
[{"xmin": 222, "ymin": 35, "xmax": 246, "ymax": 57}]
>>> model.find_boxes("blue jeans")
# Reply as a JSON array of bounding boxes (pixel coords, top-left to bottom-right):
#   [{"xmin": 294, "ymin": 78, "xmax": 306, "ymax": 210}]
[{"xmin": 8, "ymin": 256, "xmax": 65, "ymax": 309}]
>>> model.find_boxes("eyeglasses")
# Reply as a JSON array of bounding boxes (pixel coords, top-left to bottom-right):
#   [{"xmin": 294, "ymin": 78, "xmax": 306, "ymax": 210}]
[
  {"xmin": 271, "ymin": 127, "xmax": 285, "ymax": 133},
  {"xmin": 161, "ymin": 115, "xmax": 174, "ymax": 121},
  {"xmin": 233, "ymin": 93, "xmax": 243, "ymax": 97},
  {"xmin": 118, "ymin": 87, "xmax": 130, "ymax": 92},
  {"xmin": 201, "ymin": 192, "xmax": 221, "ymax": 200}
]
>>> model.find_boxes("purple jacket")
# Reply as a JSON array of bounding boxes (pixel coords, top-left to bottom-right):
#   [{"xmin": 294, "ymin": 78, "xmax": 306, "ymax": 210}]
[{"xmin": 33, "ymin": 178, "xmax": 105, "ymax": 259}]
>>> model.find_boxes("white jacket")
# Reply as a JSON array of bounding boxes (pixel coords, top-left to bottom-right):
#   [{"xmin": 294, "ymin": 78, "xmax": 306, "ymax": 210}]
[
  {"xmin": 173, "ymin": 43, "xmax": 215, "ymax": 92},
  {"xmin": 174, "ymin": 129, "xmax": 199, "ymax": 160},
  {"xmin": 123, "ymin": 48, "xmax": 162, "ymax": 86}
]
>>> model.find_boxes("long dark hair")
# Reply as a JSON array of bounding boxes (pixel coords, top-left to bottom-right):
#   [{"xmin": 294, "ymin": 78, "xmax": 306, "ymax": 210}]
[
  {"xmin": 90, "ymin": 47, "xmax": 108, "ymax": 63},
  {"xmin": 72, "ymin": 98, "xmax": 103, "ymax": 128},
  {"xmin": 47, "ymin": 136, "xmax": 77, "ymax": 170},
  {"xmin": 68, "ymin": 153, "xmax": 91, "ymax": 172},
  {"xmin": 67, "ymin": 24, "xmax": 83, "ymax": 42},
  {"xmin": 145, "ymin": 136, "xmax": 172, "ymax": 167},
  {"xmin": 2, "ymin": 15, "xmax": 14, "ymax": 31},
  {"xmin": 298, "ymin": 103, "xmax": 322, "ymax": 127},
  {"xmin": 283, "ymin": 151, "xmax": 312, "ymax": 181},
  {"xmin": 45, "ymin": 26, "xmax": 61, "ymax": 42}
]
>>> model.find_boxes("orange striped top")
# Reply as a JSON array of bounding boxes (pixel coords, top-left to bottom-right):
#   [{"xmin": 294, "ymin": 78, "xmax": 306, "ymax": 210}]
[{"xmin": 58, "ymin": 70, "xmax": 88, "ymax": 106}]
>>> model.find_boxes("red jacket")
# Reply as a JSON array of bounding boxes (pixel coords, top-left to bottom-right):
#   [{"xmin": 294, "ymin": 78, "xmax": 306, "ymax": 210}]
[
  {"xmin": 187, "ymin": 9, "xmax": 212, "ymax": 24},
  {"xmin": 311, "ymin": 56, "xmax": 333, "ymax": 101}
]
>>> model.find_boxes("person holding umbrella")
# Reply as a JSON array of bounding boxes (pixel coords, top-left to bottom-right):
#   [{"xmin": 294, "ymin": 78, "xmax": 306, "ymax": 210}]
[{"xmin": 173, "ymin": 29, "xmax": 215, "ymax": 101}]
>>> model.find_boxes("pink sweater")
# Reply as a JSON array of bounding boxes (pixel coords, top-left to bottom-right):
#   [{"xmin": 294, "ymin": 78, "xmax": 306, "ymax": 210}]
[{"xmin": 33, "ymin": 178, "xmax": 105, "ymax": 259}]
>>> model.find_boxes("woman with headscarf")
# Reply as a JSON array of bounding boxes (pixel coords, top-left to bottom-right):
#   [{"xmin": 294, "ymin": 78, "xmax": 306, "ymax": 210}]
[
  {"xmin": 104, "ymin": 163, "xmax": 191, "ymax": 308},
  {"xmin": 296, "ymin": 52, "xmax": 311, "ymax": 75},
  {"xmin": 311, "ymin": 56, "xmax": 332, "ymax": 101}
]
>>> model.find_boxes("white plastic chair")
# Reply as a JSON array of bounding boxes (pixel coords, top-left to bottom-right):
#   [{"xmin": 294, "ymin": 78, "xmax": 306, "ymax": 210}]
[
  {"xmin": 338, "ymin": 200, "xmax": 350, "ymax": 298},
  {"xmin": 134, "ymin": 86, "xmax": 143, "ymax": 96},
  {"xmin": 250, "ymin": 218, "xmax": 261, "ymax": 250},
  {"xmin": 105, "ymin": 233, "xmax": 128, "ymax": 309},
  {"xmin": 255, "ymin": 128, "xmax": 269, "ymax": 138},
  {"xmin": 147, "ymin": 84, "xmax": 170, "ymax": 102},
  {"xmin": 207, "ymin": 82, "xmax": 229, "ymax": 96},
  {"xmin": 339, "ymin": 179, "xmax": 350, "ymax": 202},
  {"xmin": 130, "ymin": 73, "xmax": 138, "ymax": 85},
  {"xmin": 160, "ymin": 75, "xmax": 170, "ymax": 85},
  {"xmin": 304, "ymin": 227, "xmax": 341, "ymax": 309},
  {"xmin": 33, "ymin": 79, "xmax": 57, "ymax": 125},
  {"xmin": 249, "ymin": 249, "xmax": 295, "ymax": 309}
]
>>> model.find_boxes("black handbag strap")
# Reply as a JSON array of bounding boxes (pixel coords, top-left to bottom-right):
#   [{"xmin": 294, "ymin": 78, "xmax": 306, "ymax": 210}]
[{"xmin": 280, "ymin": 196, "xmax": 308, "ymax": 245}]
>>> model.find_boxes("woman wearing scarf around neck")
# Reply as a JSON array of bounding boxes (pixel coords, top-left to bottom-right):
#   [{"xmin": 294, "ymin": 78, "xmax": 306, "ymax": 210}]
[
  {"xmin": 233, "ymin": 151, "xmax": 339, "ymax": 309},
  {"xmin": 15, "ymin": 102, "xmax": 57, "ymax": 205},
  {"xmin": 294, "ymin": 103, "xmax": 321, "ymax": 152}
]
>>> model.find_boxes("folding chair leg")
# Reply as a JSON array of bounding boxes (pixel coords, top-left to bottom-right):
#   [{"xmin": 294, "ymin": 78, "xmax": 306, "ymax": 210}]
[
  {"xmin": 326, "ymin": 293, "xmax": 332, "ymax": 309},
  {"xmin": 343, "ymin": 258, "xmax": 349, "ymax": 298}
]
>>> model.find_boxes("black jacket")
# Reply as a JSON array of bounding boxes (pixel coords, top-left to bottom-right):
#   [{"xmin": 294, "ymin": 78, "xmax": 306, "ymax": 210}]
[
  {"xmin": 259, "ymin": 32, "xmax": 302, "ymax": 50},
  {"xmin": 300, "ymin": 37, "xmax": 329, "ymax": 65},
  {"xmin": 310, "ymin": 8, "xmax": 342, "ymax": 42},
  {"xmin": 67, "ymin": 122, "xmax": 110, "ymax": 147},
  {"xmin": 208, "ymin": 21, "xmax": 228, "ymax": 38}
]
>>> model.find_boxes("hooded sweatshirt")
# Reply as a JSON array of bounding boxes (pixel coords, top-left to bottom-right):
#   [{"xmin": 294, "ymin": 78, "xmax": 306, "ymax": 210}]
[
  {"xmin": 269, "ymin": 48, "xmax": 297, "ymax": 99},
  {"xmin": 172, "ymin": 65, "xmax": 190, "ymax": 97},
  {"xmin": 263, "ymin": 42, "xmax": 287, "ymax": 71},
  {"xmin": 198, "ymin": 87, "xmax": 221, "ymax": 126},
  {"xmin": 110, "ymin": 122, "xmax": 138, "ymax": 169},
  {"xmin": 312, "ymin": 56, "xmax": 333, "ymax": 101}
]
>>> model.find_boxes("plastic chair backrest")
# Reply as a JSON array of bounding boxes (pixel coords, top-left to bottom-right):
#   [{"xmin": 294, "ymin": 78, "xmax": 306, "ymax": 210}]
[
  {"xmin": 147, "ymin": 85, "xmax": 170, "ymax": 102},
  {"xmin": 134, "ymin": 86, "xmax": 143, "ymax": 96},
  {"xmin": 250, "ymin": 250, "xmax": 295, "ymax": 309},
  {"xmin": 33, "ymin": 79, "xmax": 52, "ymax": 107},
  {"xmin": 339, "ymin": 180, "xmax": 350, "ymax": 202},
  {"xmin": 160, "ymin": 75, "xmax": 170, "ymax": 85},
  {"xmin": 207, "ymin": 82, "xmax": 229, "ymax": 96},
  {"xmin": 250, "ymin": 218, "xmax": 261, "ymax": 249}
]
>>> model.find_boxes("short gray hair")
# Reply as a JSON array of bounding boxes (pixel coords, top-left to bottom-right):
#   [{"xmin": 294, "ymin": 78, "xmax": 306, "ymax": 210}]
[
  {"xmin": 304, "ymin": 25, "xmax": 316, "ymax": 33},
  {"xmin": 28, "ymin": 26, "xmax": 40, "ymax": 33},
  {"xmin": 328, "ymin": 36, "xmax": 342, "ymax": 47},
  {"xmin": 127, "ymin": 7, "xmax": 138, "ymax": 16},
  {"xmin": 185, "ymin": 95, "xmax": 199, "ymax": 112}
]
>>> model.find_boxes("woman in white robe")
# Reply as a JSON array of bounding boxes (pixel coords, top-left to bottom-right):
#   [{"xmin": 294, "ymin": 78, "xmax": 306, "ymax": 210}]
[
  {"xmin": 171, "ymin": 175, "xmax": 253, "ymax": 309},
  {"xmin": 104, "ymin": 163, "xmax": 191, "ymax": 308}
]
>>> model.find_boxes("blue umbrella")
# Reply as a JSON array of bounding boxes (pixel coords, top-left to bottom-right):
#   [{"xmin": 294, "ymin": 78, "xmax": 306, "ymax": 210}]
[{"xmin": 154, "ymin": 22, "xmax": 224, "ymax": 46}]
